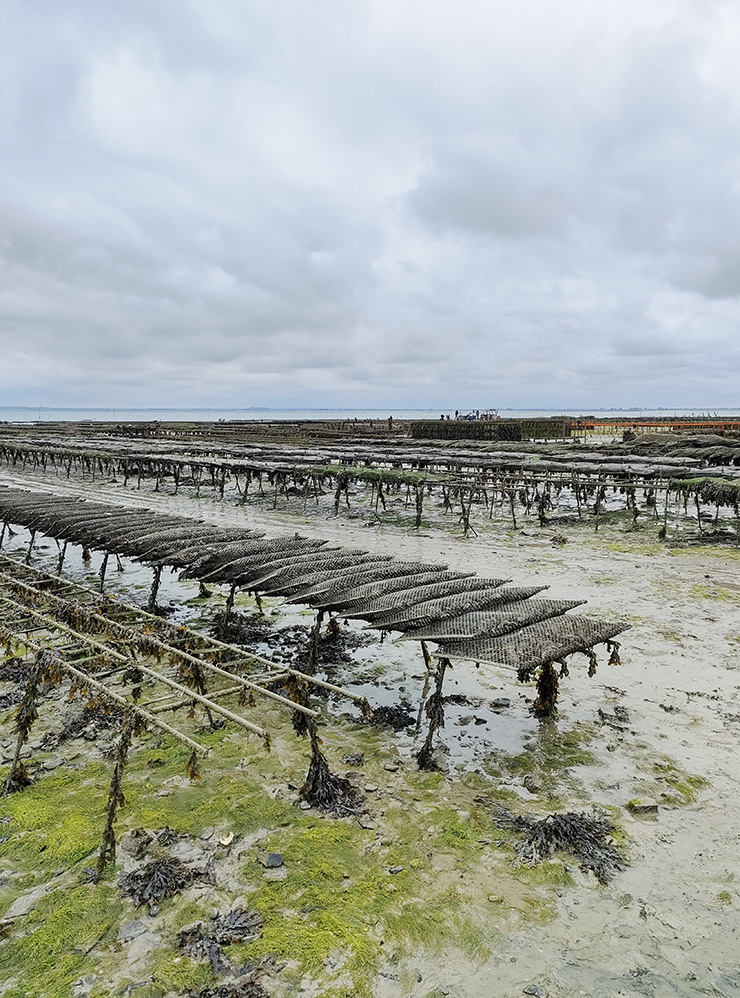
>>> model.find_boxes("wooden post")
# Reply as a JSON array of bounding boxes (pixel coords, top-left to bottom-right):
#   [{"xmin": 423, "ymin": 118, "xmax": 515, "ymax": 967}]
[
  {"xmin": 147, "ymin": 566, "xmax": 162, "ymax": 613},
  {"xmin": 95, "ymin": 711, "xmax": 135, "ymax": 879}
]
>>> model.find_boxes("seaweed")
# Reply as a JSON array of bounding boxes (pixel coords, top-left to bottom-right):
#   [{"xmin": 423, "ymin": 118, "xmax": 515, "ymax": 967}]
[
  {"xmin": 96, "ymin": 710, "xmax": 135, "ymax": 879},
  {"xmin": 119, "ymin": 857, "xmax": 209, "ymax": 911},
  {"xmin": 194, "ymin": 965, "xmax": 270, "ymax": 998},
  {"xmin": 178, "ymin": 908, "xmax": 263, "ymax": 976},
  {"xmin": 416, "ymin": 658, "xmax": 448, "ymax": 770},
  {"xmin": 369, "ymin": 701, "xmax": 416, "ymax": 730},
  {"xmin": 299, "ymin": 726, "xmax": 364, "ymax": 816},
  {"xmin": 492, "ymin": 805, "xmax": 626, "ymax": 884}
]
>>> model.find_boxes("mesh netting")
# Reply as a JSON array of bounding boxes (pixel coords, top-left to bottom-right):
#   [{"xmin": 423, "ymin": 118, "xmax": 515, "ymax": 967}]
[
  {"xmin": 256, "ymin": 554, "xmax": 391, "ymax": 594},
  {"xmin": 180, "ymin": 538, "xmax": 332, "ymax": 579},
  {"xmin": 271, "ymin": 558, "xmax": 395, "ymax": 597},
  {"xmin": 404, "ymin": 598, "xmax": 587, "ymax": 641},
  {"xmin": 368, "ymin": 586, "xmax": 549, "ymax": 630},
  {"xmin": 345, "ymin": 577, "xmax": 508, "ymax": 620},
  {"xmin": 307, "ymin": 567, "xmax": 457, "ymax": 609},
  {"xmin": 438, "ymin": 615, "xmax": 630, "ymax": 669}
]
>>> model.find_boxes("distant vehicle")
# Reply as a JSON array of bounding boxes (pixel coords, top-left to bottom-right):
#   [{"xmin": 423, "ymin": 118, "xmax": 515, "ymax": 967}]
[{"xmin": 457, "ymin": 409, "xmax": 499, "ymax": 421}]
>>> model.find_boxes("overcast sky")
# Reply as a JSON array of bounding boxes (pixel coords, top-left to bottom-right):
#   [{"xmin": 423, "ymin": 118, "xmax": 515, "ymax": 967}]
[{"xmin": 2, "ymin": 0, "xmax": 740, "ymax": 409}]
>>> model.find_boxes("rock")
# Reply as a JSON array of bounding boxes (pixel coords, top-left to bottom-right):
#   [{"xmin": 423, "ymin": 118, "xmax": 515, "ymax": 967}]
[
  {"xmin": 5, "ymin": 884, "xmax": 49, "ymax": 919},
  {"xmin": 627, "ymin": 798, "xmax": 659, "ymax": 815},
  {"xmin": 258, "ymin": 851, "xmax": 283, "ymax": 868},
  {"xmin": 199, "ymin": 826, "xmax": 215, "ymax": 841},
  {"xmin": 488, "ymin": 895, "xmax": 505, "ymax": 904},
  {"xmin": 364, "ymin": 784, "xmax": 379, "ymax": 793},
  {"xmin": 341, "ymin": 752, "xmax": 365, "ymax": 766},
  {"xmin": 388, "ymin": 866, "xmax": 404, "ymax": 874},
  {"xmin": 170, "ymin": 840, "xmax": 208, "ymax": 864},
  {"xmin": 473, "ymin": 716, "xmax": 487, "ymax": 725},
  {"xmin": 299, "ymin": 801, "xmax": 312, "ymax": 810},
  {"xmin": 490, "ymin": 698, "xmax": 512, "ymax": 711},
  {"xmin": 523, "ymin": 986, "xmax": 547, "ymax": 997},
  {"xmin": 357, "ymin": 817, "xmax": 375, "ymax": 829},
  {"xmin": 42, "ymin": 756, "xmax": 64, "ymax": 771},
  {"xmin": 72, "ymin": 975, "xmax": 98, "ymax": 998},
  {"xmin": 118, "ymin": 919, "xmax": 147, "ymax": 943},
  {"xmin": 383, "ymin": 763, "xmax": 399, "ymax": 772},
  {"xmin": 523, "ymin": 775, "xmax": 543, "ymax": 794}
]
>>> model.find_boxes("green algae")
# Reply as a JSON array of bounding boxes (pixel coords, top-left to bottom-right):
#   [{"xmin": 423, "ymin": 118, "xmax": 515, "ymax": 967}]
[
  {"xmin": 0, "ymin": 764, "xmax": 109, "ymax": 877},
  {"xmin": 0, "ymin": 882, "xmax": 123, "ymax": 998},
  {"xmin": 688, "ymin": 583, "xmax": 740, "ymax": 603},
  {"xmin": 230, "ymin": 815, "xmax": 490, "ymax": 993}
]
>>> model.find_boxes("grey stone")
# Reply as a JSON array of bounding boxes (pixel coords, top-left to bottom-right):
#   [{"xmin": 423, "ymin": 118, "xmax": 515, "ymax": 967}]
[
  {"xmin": 118, "ymin": 919, "xmax": 148, "ymax": 943},
  {"xmin": 383, "ymin": 763, "xmax": 399, "ymax": 772},
  {"xmin": 388, "ymin": 866, "xmax": 404, "ymax": 874},
  {"xmin": 263, "ymin": 867, "xmax": 288, "ymax": 881},
  {"xmin": 299, "ymin": 801, "xmax": 312, "ymax": 810},
  {"xmin": 72, "ymin": 975, "xmax": 98, "ymax": 998},
  {"xmin": 5, "ymin": 884, "xmax": 49, "ymax": 919},
  {"xmin": 627, "ymin": 798, "xmax": 659, "ymax": 814},
  {"xmin": 490, "ymin": 698, "xmax": 512, "ymax": 711},
  {"xmin": 523, "ymin": 986, "xmax": 547, "ymax": 997},
  {"xmin": 258, "ymin": 851, "xmax": 283, "ymax": 868},
  {"xmin": 42, "ymin": 756, "xmax": 64, "ymax": 771}
]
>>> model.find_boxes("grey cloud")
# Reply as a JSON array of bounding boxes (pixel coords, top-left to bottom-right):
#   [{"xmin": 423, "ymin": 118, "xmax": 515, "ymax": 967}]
[{"xmin": 1, "ymin": 0, "xmax": 740, "ymax": 408}]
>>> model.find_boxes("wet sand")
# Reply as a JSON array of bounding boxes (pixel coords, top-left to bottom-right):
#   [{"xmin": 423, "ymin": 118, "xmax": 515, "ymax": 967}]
[{"xmin": 1, "ymin": 465, "xmax": 739, "ymax": 997}]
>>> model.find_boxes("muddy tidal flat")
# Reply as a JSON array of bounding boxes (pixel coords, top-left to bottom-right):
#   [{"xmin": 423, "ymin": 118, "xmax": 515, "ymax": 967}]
[{"xmin": 0, "ymin": 448, "xmax": 739, "ymax": 998}]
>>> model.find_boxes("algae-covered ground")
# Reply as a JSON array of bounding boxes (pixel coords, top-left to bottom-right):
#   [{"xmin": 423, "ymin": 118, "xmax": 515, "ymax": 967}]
[
  {"xmin": 0, "ymin": 679, "xmax": 614, "ymax": 998},
  {"xmin": 0, "ymin": 464, "xmax": 739, "ymax": 997}
]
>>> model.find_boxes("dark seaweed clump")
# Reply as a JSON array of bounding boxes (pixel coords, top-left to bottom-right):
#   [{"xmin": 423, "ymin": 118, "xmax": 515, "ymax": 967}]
[
  {"xmin": 178, "ymin": 908, "xmax": 263, "ymax": 976},
  {"xmin": 493, "ymin": 806, "xmax": 626, "ymax": 884},
  {"xmin": 50, "ymin": 700, "xmax": 124, "ymax": 747},
  {"xmin": 194, "ymin": 966, "xmax": 270, "ymax": 998},
  {"xmin": 119, "ymin": 857, "xmax": 209, "ymax": 911},
  {"xmin": 0, "ymin": 659, "xmax": 33, "ymax": 711},
  {"xmin": 370, "ymin": 701, "xmax": 416, "ymax": 730}
]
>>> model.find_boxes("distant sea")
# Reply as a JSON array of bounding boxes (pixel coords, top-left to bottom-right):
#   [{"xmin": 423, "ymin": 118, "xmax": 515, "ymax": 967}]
[{"xmin": 1, "ymin": 407, "xmax": 739, "ymax": 423}]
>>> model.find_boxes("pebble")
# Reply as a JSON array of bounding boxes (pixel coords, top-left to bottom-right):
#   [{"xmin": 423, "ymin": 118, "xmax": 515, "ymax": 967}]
[
  {"xmin": 42, "ymin": 756, "xmax": 64, "ymax": 771},
  {"xmin": 627, "ymin": 798, "xmax": 659, "ymax": 815},
  {"xmin": 364, "ymin": 784, "xmax": 379, "ymax": 793},
  {"xmin": 383, "ymin": 763, "xmax": 399, "ymax": 772},
  {"xmin": 258, "ymin": 851, "xmax": 284, "ymax": 868},
  {"xmin": 72, "ymin": 975, "xmax": 98, "ymax": 998},
  {"xmin": 200, "ymin": 827, "xmax": 215, "ymax": 841},
  {"xmin": 118, "ymin": 919, "xmax": 147, "ymax": 943},
  {"xmin": 263, "ymin": 867, "xmax": 288, "ymax": 881},
  {"xmin": 299, "ymin": 801, "xmax": 312, "ymax": 810},
  {"xmin": 388, "ymin": 866, "xmax": 404, "ymax": 874},
  {"xmin": 523, "ymin": 986, "xmax": 546, "ymax": 997},
  {"xmin": 488, "ymin": 895, "xmax": 505, "ymax": 904}
]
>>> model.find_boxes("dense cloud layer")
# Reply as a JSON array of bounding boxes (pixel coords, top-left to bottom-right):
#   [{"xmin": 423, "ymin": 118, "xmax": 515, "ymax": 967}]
[{"xmin": 1, "ymin": 0, "xmax": 739, "ymax": 408}]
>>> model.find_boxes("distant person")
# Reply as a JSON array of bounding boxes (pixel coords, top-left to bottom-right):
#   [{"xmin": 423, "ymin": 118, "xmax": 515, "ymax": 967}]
[
  {"xmin": 440, "ymin": 414, "xmax": 445, "ymax": 420},
  {"xmin": 455, "ymin": 410, "xmax": 459, "ymax": 419},
  {"xmin": 446, "ymin": 414, "xmax": 451, "ymax": 420},
  {"xmin": 388, "ymin": 415, "xmax": 393, "ymax": 431}
]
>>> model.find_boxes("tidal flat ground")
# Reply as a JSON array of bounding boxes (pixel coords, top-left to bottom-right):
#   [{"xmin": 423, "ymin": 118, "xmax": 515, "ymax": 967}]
[{"xmin": 0, "ymin": 463, "xmax": 739, "ymax": 998}]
